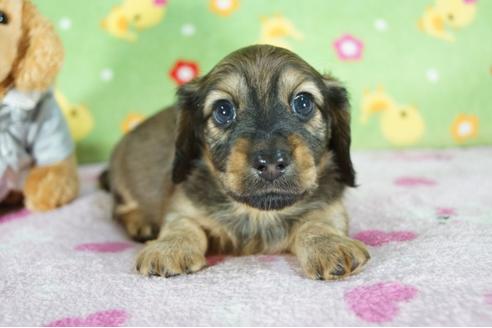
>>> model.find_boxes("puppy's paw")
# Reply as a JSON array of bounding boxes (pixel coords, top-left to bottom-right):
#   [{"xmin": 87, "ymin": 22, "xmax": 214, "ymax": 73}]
[
  {"xmin": 297, "ymin": 235, "xmax": 370, "ymax": 280},
  {"xmin": 126, "ymin": 219, "xmax": 159, "ymax": 243},
  {"xmin": 130, "ymin": 224, "xmax": 159, "ymax": 243},
  {"xmin": 136, "ymin": 238, "xmax": 206, "ymax": 277},
  {"xmin": 115, "ymin": 209, "xmax": 159, "ymax": 243}
]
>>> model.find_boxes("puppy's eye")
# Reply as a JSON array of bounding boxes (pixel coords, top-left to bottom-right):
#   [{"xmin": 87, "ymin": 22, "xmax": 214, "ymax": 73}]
[
  {"xmin": 0, "ymin": 11, "xmax": 9, "ymax": 25},
  {"xmin": 291, "ymin": 92, "xmax": 314, "ymax": 118},
  {"xmin": 212, "ymin": 99, "xmax": 236, "ymax": 126}
]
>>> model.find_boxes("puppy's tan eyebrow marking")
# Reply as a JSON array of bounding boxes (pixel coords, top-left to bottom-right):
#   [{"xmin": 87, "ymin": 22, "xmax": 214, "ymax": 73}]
[
  {"xmin": 277, "ymin": 68, "xmax": 323, "ymax": 106},
  {"xmin": 203, "ymin": 72, "xmax": 247, "ymax": 116},
  {"xmin": 204, "ymin": 90, "xmax": 234, "ymax": 117},
  {"xmin": 278, "ymin": 67, "xmax": 306, "ymax": 94},
  {"xmin": 293, "ymin": 80, "xmax": 323, "ymax": 107}
]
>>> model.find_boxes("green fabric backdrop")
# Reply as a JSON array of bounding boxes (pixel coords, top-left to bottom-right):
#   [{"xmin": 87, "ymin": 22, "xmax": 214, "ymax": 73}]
[{"xmin": 32, "ymin": 0, "xmax": 492, "ymax": 163}]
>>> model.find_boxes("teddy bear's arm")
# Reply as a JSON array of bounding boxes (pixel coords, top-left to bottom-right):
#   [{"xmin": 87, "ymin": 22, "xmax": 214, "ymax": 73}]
[{"xmin": 23, "ymin": 90, "xmax": 79, "ymax": 211}]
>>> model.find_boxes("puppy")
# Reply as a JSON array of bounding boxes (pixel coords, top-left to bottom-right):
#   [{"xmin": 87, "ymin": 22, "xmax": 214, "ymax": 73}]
[{"xmin": 104, "ymin": 45, "xmax": 369, "ymax": 280}]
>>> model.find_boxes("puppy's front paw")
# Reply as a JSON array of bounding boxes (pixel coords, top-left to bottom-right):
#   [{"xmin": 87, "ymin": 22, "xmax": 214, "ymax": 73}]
[
  {"xmin": 296, "ymin": 235, "xmax": 370, "ymax": 280},
  {"xmin": 136, "ymin": 238, "xmax": 206, "ymax": 277}
]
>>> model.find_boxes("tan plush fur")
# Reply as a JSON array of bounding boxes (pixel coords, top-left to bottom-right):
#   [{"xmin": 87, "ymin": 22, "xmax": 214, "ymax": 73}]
[
  {"xmin": 0, "ymin": 0, "xmax": 22, "ymax": 96},
  {"xmin": 0, "ymin": 0, "xmax": 79, "ymax": 211},
  {"xmin": 23, "ymin": 154, "xmax": 79, "ymax": 211},
  {"xmin": 12, "ymin": 1, "xmax": 64, "ymax": 92}
]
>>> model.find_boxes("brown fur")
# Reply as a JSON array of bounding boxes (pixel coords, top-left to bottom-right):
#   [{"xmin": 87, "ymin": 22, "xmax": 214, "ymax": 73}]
[
  {"xmin": 115, "ymin": 209, "xmax": 158, "ymax": 243},
  {"xmin": 107, "ymin": 107, "xmax": 177, "ymax": 240},
  {"xmin": 223, "ymin": 138, "xmax": 250, "ymax": 194},
  {"xmin": 105, "ymin": 45, "xmax": 369, "ymax": 280},
  {"xmin": 290, "ymin": 219, "xmax": 369, "ymax": 280},
  {"xmin": 136, "ymin": 218, "xmax": 208, "ymax": 277},
  {"xmin": 288, "ymin": 134, "xmax": 317, "ymax": 191}
]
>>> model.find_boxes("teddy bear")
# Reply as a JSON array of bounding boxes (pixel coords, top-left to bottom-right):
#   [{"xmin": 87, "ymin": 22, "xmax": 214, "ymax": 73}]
[{"xmin": 0, "ymin": 0, "xmax": 79, "ymax": 211}]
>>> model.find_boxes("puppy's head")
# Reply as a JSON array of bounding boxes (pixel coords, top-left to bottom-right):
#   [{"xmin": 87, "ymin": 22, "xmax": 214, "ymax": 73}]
[{"xmin": 173, "ymin": 45, "xmax": 355, "ymax": 211}]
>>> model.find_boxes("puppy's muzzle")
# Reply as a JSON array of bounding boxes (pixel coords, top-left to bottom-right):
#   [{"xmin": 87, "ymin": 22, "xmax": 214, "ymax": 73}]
[{"xmin": 230, "ymin": 146, "xmax": 302, "ymax": 210}]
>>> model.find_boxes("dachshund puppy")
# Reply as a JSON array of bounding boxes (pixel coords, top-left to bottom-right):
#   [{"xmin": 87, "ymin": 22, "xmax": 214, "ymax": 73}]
[{"xmin": 105, "ymin": 45, "xmax": 369, "ymax": 280}]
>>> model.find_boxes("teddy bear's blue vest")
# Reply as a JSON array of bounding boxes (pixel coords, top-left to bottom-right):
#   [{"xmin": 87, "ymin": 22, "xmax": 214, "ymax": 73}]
[{"xmin": 0, "ymin": 89, "xmax": 73, "ymax": 187}]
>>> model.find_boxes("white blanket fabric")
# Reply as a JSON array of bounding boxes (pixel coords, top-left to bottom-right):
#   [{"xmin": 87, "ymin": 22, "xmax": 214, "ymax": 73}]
[{"xmin": 1, "ymin": 148, "xmax": 491, "ymax": 326}]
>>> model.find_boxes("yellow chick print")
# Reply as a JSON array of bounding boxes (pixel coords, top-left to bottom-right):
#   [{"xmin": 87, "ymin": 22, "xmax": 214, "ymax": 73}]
[
  {"xmin": 361, "ymin": 87, "xmax": 425, "ymax": 146},
  {"xmin": 418, "ymin": 0, "xmax": 477, "ymax": 42},
  {"xmin": 360, "ymin": 86, "xmax": 396, "ymax": 124},
  {"xmin": 259, "ymin": 15, "xmax": 303, "ymax": 50},
  {"xmin": 101, "ymin": 0, "xmax": 167, "ymax": 42},
  {"xmin": 101, "ymin": 6, "xmax": 136, "ymax": 42},
  {"xmin": 55, "ymin": 90, "xmax": 94, "ymax": 142}
]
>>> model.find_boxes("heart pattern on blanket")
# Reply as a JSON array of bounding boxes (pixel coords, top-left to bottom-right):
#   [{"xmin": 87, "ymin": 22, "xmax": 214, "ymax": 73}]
[
  {"xmin": 353, "ymin": 230, "xmax": 417, "ymax": 246},
  {"xmin": 436, "ymin": 207, "xmax": 456, "ymax": 216},
  {"xmin": 394, "ymin": 176, "xmax": 437, "ymax": 187},
  {"xmin": 0, "ymin": 208, "xmax": 31, "ymax": 224},
  {"xmin": 485, "ymin": 292, "xmax": 492, "ymax": 305},
  {"xmin": 74, "ymin": 242, "xmax": 134, "ymax": 253},
  {"xmin": 206, "ymin": 255, "xmax": 226, "ymax": 266},
  {"xmin": 45, "ymin": 309, "xmax": 128, "ymax": 327},
  {"xmin": 258, "ymin": 255, "xmax": 280, "ymax": 263},
  {"xmin": 345, "ymin": 282, "xmax": 418, "ymax": 323}
]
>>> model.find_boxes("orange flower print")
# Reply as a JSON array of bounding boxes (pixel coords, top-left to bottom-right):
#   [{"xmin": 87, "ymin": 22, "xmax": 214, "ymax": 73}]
[
  {"xmin": 209, "ymin": 0, "xmax": 239, "ymax": 16},
  {"xmin": 121, "ymin": 113, "xmax": 145, "ymax": 133},
  {"xmin": 451, "ymin": 114, "xmax": 479, "ymax": 142}
]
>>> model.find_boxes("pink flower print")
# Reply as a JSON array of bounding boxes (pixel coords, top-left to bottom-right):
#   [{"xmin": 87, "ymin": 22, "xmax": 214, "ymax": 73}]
[{"xmin": 333, "ymin": 34, "xmax": 364, "ymax": 61}]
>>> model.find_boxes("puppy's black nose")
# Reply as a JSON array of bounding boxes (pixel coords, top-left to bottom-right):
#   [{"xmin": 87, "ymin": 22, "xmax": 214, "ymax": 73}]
[{"xmin": 253, "ymin": 150, "xmax": 291, "ymax": 182}]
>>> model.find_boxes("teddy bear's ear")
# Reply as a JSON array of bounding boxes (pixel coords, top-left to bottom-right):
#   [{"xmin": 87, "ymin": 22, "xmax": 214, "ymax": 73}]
[{"xmin": 12, "ymin": 0, "xmax": 64, "ymax": 92}]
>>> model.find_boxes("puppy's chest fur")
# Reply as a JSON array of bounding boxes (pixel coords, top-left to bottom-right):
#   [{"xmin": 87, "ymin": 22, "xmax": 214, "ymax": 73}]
[{"xmin": 166, "ymin": 163, "xmax": 348, "ymax": 255}]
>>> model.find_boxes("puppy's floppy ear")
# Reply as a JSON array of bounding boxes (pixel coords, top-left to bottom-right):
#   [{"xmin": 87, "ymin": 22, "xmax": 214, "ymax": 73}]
[
  {"xmin": 12, "ymin": 1, "xmax": 64, "ymax": 91},
  {"xmin": 322, "ymin": 75, "xmax": 356, "ymax": 187},
  {"xmin": 172, "ymin": 79, "xmax": 203, "ymax": 184}
]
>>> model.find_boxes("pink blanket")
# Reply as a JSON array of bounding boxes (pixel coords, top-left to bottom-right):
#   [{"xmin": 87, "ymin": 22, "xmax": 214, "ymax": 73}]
[{"xmin": 1, "ymin": 148, "xmax": 491, "ymax": 326}]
